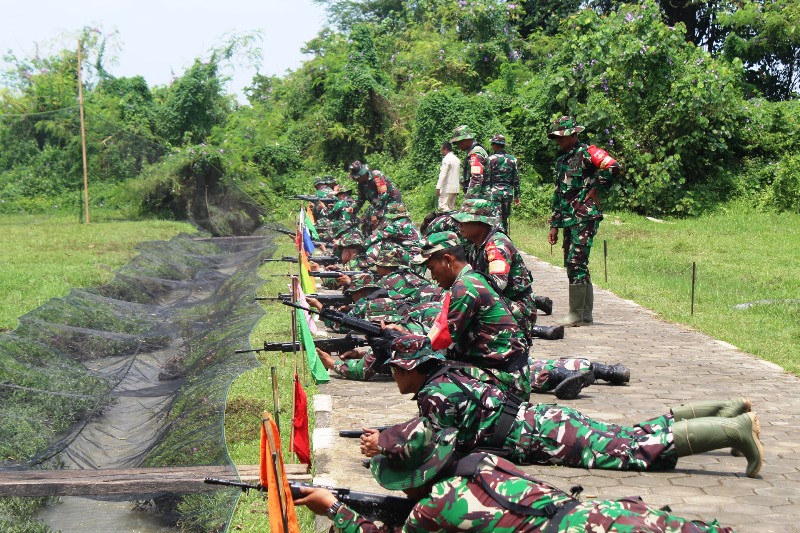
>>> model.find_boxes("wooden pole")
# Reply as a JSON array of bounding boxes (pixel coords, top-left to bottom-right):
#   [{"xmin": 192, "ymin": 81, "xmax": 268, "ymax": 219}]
[
  {"xmin": 76, "ymin": 39, "xmax": 90, "ymax": 224},
  {"xmin": 603, "ymin": 240, "xmax": 608, "ymax": 283},
  {"xmin": 271, "ymin": 367, "xmax": 280, "ymax": 434},
  {"xmin": 691, "ymin": 262, "xmax": 697, "ymax": 316}
]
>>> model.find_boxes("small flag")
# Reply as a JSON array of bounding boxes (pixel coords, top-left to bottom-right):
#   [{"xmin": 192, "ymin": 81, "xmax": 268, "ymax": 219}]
[
  {"xmin": 428, "ymin": 292, "xmax": 453, "ymax": 350},
  {"xmin": 298, "ymin": 305, "xmax": 330, "ymax": 383},
  {"xmin": 295, "ymin": 284, "xmax": 319, "ymax": 335},
  {"xmin": 298, "ymin": 207, "xmax": 316, "ymax": 255},
  {"xmin": 259, "ymin": 412, "xmax": 301, "ymax": 533},
  {"xmin": 298, "ymin": 255, "xmax": 317, "ymax": 294},
  {"xmin": 292, "ymin": 373, "xmax": 311, "ymax": 464},
  {"xmin": 305, "ymin": 209, "xmax": 319, "ymax": 240}
]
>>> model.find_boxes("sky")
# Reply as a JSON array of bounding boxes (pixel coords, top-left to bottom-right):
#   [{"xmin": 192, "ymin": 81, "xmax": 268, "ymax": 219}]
[{"xmin": 0, "ymin": 0, "xmax": 329, "ymax": 102}]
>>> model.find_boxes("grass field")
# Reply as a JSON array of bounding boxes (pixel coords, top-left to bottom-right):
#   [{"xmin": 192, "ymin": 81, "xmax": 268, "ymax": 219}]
[{"xmin": 511, "ymin": 201, "xmax": 800, "ymax": 375}]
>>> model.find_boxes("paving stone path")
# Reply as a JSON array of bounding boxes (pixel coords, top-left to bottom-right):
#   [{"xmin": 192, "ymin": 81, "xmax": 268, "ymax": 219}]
[{"xmin": 311, "ymin": 253, "xmax": 800, "ymax": 532}]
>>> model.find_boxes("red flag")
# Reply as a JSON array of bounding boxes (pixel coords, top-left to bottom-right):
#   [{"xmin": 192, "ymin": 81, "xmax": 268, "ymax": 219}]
[
  {"xmin": 428, "ymin": 292, "xmax": 453, "ymax": 350},
  {"xmin": 292, "ymin": 373, "xmax": 311, "ymax": 464}
]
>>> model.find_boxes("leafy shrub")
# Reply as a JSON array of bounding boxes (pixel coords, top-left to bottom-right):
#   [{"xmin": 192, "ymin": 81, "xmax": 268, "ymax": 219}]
[{"xmin": 768, "ymin": 153, "xmax": 800, "ymax": 213}]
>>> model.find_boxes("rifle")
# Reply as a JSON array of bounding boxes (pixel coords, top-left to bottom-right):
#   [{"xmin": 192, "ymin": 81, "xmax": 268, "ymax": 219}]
[
  {"xmin": 290, "ymin": 195, "xmax": 337, "ymax": 204},
  {"xmin": 256, "ymin": 293, "xmax": 350, "ymax": 307},
  {"xmin": 309, "ymin": 270, "xmax": 367, "ymax": 279},
  {"xmin": 338, "ymin": 425, "xmax": 391, "ymax": 438},
  {"xmin": 203, "ymin": 478, "xmax": 414, "ymax": 527},
  {"xmin": 535, "ymin": 295, "xmax": 553, "ymax": 315},
  {"xmin": 234, "ymin": 334, "xmax": 370, "ymax": 355},
  {"xmin": 282, "ymin": 301, "xmax": 402, "ymax": 366},
  {"xmin": 261, "ymin": 255, "xmax": 340, "ymax": 266}
]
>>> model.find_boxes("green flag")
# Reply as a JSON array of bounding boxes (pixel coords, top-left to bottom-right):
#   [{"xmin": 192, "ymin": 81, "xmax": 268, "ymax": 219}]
[
  {"xmin": 297, "ymin": 311, "xmax": 330, "ymax": 384},
  {"xmin": 304, "ymin": 210, "xmax": 320, "ymax": 240}
]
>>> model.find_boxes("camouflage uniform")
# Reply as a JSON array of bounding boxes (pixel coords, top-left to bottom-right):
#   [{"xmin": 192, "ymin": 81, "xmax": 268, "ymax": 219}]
[
  {"xmin": 329, "ymin": 192, "xmax": 358, "ymax": 240},
  {"xmin": 487, "ymin": 135, "xmax": 520, "ymax": 235},
  {"xmin": 364, "ymin": 204, "xmax": 422, "ymax": 266},
  {"xmin": 450, "ymin": 125, "xmax": 492, "ymax": 202},
  {"xmin": 549, "ymin": 117, "xmax": 621, "ymax": 285},
  {"xmin": 349, "ymin": 161, "xmax": 404, "ymax": 227},
  {"xmin": 330, "ymin": 417, "xmax": 731, "ymax": 533}
]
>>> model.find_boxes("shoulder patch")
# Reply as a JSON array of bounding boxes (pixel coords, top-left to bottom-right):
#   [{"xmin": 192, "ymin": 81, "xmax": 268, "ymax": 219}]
[
  {"xmin": 374, "ymin": 175, "xmax": 388, "ymax": 194},
  {"xmin": 469, "ymin": 154, "xmax": 484, "ymax": 175},
  {"xmin": 486, "ymin": 242, "xmax": 510, "ymax": 275}
]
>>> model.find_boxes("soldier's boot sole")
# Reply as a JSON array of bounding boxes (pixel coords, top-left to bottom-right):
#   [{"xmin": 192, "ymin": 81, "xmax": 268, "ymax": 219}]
[{"xmin": 553, "ymin": 371, "xmax": 595, "ymax": 400}]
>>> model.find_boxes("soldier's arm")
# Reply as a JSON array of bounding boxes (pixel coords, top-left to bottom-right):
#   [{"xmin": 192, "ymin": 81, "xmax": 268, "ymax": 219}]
[
  {"xmin": 446, "ymin": 282, "xmax": 479, "ymax": 345},
  {"xmin": 485, "ymin": 238, "xmax": 513, "ymax": 291},
  {"xmin": 465, "ymin": 153, "xmax": 487, "ymax": 197}
]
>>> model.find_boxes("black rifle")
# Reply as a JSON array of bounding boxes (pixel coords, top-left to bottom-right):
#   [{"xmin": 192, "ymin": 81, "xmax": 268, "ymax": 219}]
[
  {"xmin": 256, "ymin": 293, "xmax": 350, "ymax": 307},
  {"xmin": 282, "ymin": 301, "xmax": 403, "ymax": 366},
  {"xmin": 530, "ymin": 324, "xmax": 564, "ymax": 341},
  {"xmin": 261, "ymin": 255, "xmax": 340, "ymax": 266},
  {"xmin": 203, "ymin": 478, "xmax": 414, "ymax": 527},
  {"xmin": 272, "ymin": 227, "xmax": 296, "ymax": 237},
  {"xmin": 535, "ymin": 295, "xmax": 553, "ymax": 315},
  {"xmin": 290, "ymin": 195, "xmax": 337, "ymax": 204},
  {"xmin": 338, "ymin": 425, "xmax": 391, "ymax": 438},
  {"xmin": 309, "ymin": 270, "xmax": 367, "ymax": 279},
  {"xmin": 234, "ymin": 334, "xmax": 370, "ymax": 355}
]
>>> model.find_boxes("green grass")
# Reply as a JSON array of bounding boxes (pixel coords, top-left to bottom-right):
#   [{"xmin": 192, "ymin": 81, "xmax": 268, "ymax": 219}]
[
  {"xmin": 511, "ymin": 201, "xmax": 800, "ymax": 374},
  {"xmin": 0, "ymin": 211, "xmax": 196, "ymax": 332},
  {"xmin": 224, "ymin": 239, "xmax": 318, "ymax": 532}
]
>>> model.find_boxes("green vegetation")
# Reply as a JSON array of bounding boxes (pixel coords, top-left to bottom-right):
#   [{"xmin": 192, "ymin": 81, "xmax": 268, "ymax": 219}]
[
  {"xmin": 512, "ymin": 201, "xmax": 800, "ymax": 374},
  {"xmin": 224, "ymin": 241, "xmax": 318, "ymax": 532}
]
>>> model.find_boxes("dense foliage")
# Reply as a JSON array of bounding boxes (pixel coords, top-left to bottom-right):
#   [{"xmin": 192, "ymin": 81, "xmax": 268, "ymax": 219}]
[{"xmin": 1, "ymin": 1, "xmax": 799, "ymax": 223}]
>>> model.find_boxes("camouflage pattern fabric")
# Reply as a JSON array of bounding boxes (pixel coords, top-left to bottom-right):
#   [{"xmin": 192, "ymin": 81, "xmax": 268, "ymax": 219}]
[
  {"xmin": 561, "ymin": 219, "xmax": 599, "ymax": 285},
  {"xmin": 353, "ymin": 170, "xmax": 403, "ymax": 222},
  {"xmin": 329, "ymin": 198, "xmax": 358, "ymax": 239},
  {"xmin": 550, "ymin": 141, "xmax": 620, "ymax": 228},
  {"xmin": 422, "ymin": 212, "xmax": 461, "ymax": 238},
  {"xmin": 365, "ymin": 215, "xmax": 422, "ymax": 265},
  {"xmin": 443, "ymin": 264, "xmax": 530, "ymax": 396},
  {"xmin": 417, "ymin": 366, "xmax": 679, "ymax": 471},
  {"xmin": 469, "ymin": 229, "xmax": 538, "ymax": 339},
  {"xmin": 460, "ymin": 142, "xmax": 492, "ymax": 201},
  {"xmin": 380, "ymin": 269, "xmax": 437, "ymax": 304},
  {"xmin": 333, "ymin": 453, "xmax": 730, "ymax": 532},
  {"xmin": 530, "ymin": 357, "xmax": 591, "ymax": 392},
  {"xmin": 487, "ymin": 151, "xmax": 519, "ymax": 234}
]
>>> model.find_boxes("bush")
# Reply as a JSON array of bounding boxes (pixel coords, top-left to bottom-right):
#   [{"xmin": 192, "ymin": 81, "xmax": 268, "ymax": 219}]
[{"xmin": 768, "ymin": 153, "xmax": 800, "ymax": 213}]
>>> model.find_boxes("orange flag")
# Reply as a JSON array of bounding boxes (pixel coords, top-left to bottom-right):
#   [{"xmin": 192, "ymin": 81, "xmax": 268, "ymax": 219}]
[{"xmin": 260, "ymin": 412, "xmax": 301, "ymax": 533}]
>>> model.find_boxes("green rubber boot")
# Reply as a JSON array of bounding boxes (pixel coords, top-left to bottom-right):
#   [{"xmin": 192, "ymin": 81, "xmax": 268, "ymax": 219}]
[
  {"xmin": 561, "ymin": 284, "xmax": 586, "ymax": 327},
  {"xmin": 672, "ymin": 412, "xmax": 764, "ymax": 478},
  {"xmin": 582, "ymin": 282, "xmax": 594, "ymax": 324},
  {"xmin": 671, "ymin": 398, "xmax": 752, "ymax": 421}
]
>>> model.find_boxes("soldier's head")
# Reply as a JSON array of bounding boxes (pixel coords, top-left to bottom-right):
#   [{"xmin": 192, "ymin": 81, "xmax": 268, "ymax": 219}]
[
  {"xmin": 312, "ymin": 177, "xmax": 328, "ymax": 190},
  {"xmin": 412, "ymin": 231, "xmax": 466, "ymax": 290},
  {"xmin": 335, "ymin": 188, "xmax": 352, "ymax": 199},
  {"xmin": 348, "ymin": 160, "xmax": 371, "ymax": 183},
  {"xmin": 490, "ymin": 133, "xmax": 506, "ymax": 153},
  {"xmin": 450, "ymin": 125, "xmax": 475, "ymax": 151},
  {"xmin": 344, "ymin": 273, "xmax": 380, "ymax": 302},
  {"xmin": 370, "ymin": 417, "xmax": 458, "ymax": 497},
  {"xmin": 548, "ymin": 115, "xmax": 584, "ymax": 151},
  {"xmin": 335, "ymin": 230, "xmax": 365, "ymax": 263},
  {"xmin": 440, "ymin": 141, "xmax": 453, "ymax": 156},
  {"xmin": 452, "ymin": 198, "xmax": 499, "ymax": 243},
  {"xmin": 388, "ymin": 335, "xmax": 445, "ymax": 394},
  {"xmin": 373, "ymin": 243, "xmax": 404, "ymax": 277}
]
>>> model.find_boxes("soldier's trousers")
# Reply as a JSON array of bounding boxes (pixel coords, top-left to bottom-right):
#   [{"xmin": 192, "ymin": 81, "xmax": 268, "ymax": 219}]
[
  {"xmin": 462, "ymin": 362, "xmax": 532, "ymax": 400},
  {"xmin": 506, "ymin": 294, "xmax": 538, "ymax": 341},
  {"xmin": 491, "ymin": 184, "xmax": 515, "ymax": 235},
  {"xmin": 558, "ymin": 497, "xmax": 733, "ymax": 532},
  {"xmin": 530, "ymin": 358, "xmax": 591, "ymax": 393},
  {"xmin": 562, "ymin": 219, "xmax": 599, "ymax": 284},
  {"xmin": 512, "ymin": 403, "xmax": 678, "ymax": 471}
]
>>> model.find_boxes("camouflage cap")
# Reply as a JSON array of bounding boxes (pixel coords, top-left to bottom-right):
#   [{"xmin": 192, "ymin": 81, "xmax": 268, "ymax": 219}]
[
  {"xmin": 548, "ymin": 115, "xmax": 585, "ymax": 138},
  {"xmin": 365, "ymin": 297, "xmax": 404, "ymax": 324},
  {"xmin": 490, "ymin": 133, "xmax": 506, "ymax": 146},
  {"xmin": 335, "ymin": 230, "xmax": 366, "ymax": 250},
  {"xmin": 389, "ymin": 335, "xmax": 445, "ymax": 371},
  {"xmin": 411, "ymin": 231, "xmax": 462, "ymax": 264},
  {"xmin": 323, "ymin": 174, "xmax": 337, "ymax": 185},
  {"xmin": 313, "ymin": 177, "xmax": 328, "ymax": 187},
  {"xmin": 344, "ymin": 273, "xmax": 380, "ymax": 294},
  {"xmin": 451, "ymin": 198, "xmax": 500, "ymax": 226},
  {"xmin": 450, "ymin": 124, "xmax": 474, "ymax": 143},
  {"xmin": 374, "ymin": 242, "xmax": 405, "ymax": 268},
  {"xmin": 335, "ymin": 188, "xmax": 353, "ymax": 196},
  {"xmin": 370, "ymin": 417, "xmax": 458, "ymax": 490},
  {"xmin": 348, "ymin": 160, "xmax": 369, "ymax": 179},
  {"xmin": 383, "ymin": 202, "xmax": 410, "ymax": 220}
]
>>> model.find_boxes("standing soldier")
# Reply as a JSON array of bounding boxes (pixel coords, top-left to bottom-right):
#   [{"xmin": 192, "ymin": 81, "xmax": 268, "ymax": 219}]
[
  {"xmin": 487, "ymin": 134, "xmax": 520, "ymax": 235},
  {"xmin": 348, "ymin": 160, "xmax": 403, "ymax": 234},
  {"xmin": 450, "ymin": 125, "xmax": 491, "ymax": 202},
  {"xmin": 547, "ymin": 116, "xmax": 621, "ymax": 327},
  {"xmin": 297, "ymin": 417, "xmax": 737, "ymax": 532}
]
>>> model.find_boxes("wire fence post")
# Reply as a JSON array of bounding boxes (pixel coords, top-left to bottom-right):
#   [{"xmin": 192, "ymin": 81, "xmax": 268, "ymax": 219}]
[{"xmin": 691, "ymin": 262, "xmax": 697, "ymax": 316}]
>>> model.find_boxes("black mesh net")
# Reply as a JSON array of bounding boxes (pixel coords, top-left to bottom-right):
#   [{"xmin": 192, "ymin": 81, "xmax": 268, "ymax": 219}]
[{"xmin": 0, "ymin": 231, "xmax": 278, "ymax": 530}]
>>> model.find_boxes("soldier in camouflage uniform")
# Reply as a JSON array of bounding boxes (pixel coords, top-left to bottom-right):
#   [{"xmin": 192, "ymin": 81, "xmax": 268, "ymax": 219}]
[
  {"xmin": 364, "ymin": 203, "xmax": 422, "ymax": 266},
  {"xmin": 450, "ymin": 125, "xmax": 492, "ymax": 202},
  {"xmin": 411, "ymin": 231, "xmax": 531, "ymax": 398},
  {"xmin": 373, "ymin": 242, "xmax": 442, "ymax": 304},
  {"xmin": 297, "ymin": 416, "xmax": 736, "ymax": 532},
  {"xmin": 316, "ymin": 230, "xmax": 372, "ymax": 290},
  {"xmin": 311, "ymin": 176, "xmax": 338, "ymax": 241},
  {"xmin": 348, "ymin": 160, "xmax": 404, "ymax": 234},
  {"xmin": 487, "ymin": 134, "xmax": 520, "ymax": 235},
  {"xmin": 547, "ymin": 116, "xmax": 622, "ymax": 327},
  {"xmin": 359, "ymin": 335, "xmax": 763, "ymax": 479},
  {"xmin": 453, "ymin": 199, "xmax": 540, "ymax": 347},
  {"xmin": 328, "ymin": 188, "xmax": 359, "ymax": 240}
]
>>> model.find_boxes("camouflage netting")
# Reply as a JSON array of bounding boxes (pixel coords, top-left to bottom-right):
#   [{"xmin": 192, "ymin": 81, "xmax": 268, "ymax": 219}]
[{"xmin": 0, "ymin": 231, "xmax": 278, "ymax": 529}]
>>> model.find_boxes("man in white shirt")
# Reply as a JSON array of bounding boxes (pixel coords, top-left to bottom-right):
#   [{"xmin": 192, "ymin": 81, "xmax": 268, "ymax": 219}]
[{"xmin": 436, "ymin": 142, "xmax": 461, "ymax": 212}]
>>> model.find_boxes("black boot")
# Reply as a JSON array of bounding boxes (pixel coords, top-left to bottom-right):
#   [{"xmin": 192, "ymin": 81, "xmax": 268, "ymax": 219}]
[
  {"xmin": 547, "ymin": 367, "xmax": 595, "ymax": 400},
  {"xmin": 535, "ymin": 295, "xmax": 553, "ymax": 315},
  {"xmin": 589, "ymin": 363, "xmax": 630, "ymax": 385},
  {"xmin": 530, "ymin": 324, "xmax": 565, "ymax": 340}
]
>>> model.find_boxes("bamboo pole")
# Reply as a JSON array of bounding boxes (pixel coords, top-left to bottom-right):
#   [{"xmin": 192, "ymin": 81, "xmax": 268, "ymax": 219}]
[{"xmin": 76, "ymin": 39, "xmax": 90, "ymax": 224}]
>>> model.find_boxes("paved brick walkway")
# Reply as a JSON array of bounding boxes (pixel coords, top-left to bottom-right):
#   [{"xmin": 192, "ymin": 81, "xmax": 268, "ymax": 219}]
[{"xmin": 312, "ymin": 253, "xmax": 800, "ymax": 533}]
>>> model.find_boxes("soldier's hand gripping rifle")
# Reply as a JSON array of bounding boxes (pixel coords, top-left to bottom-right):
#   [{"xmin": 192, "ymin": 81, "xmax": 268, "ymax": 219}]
[
  {"xmin": 290, "ymin": 195, "xmax": 337, "ymax": 204},
  {"xmin": 282, "ymin": 301, "xmax": 403, "ymax": 368},
  {"xmin": 255, "ymin": 293, "xmax": 350, "ymax": 307},
  {"xmin": 203, "ymin": 478, "xmax": 415, "ymax": 527},
  {"xmin": 261, "ymin": 255, "xmax": 340, "ymax": 266},
  {"xmin": 233, "ymin": 334, "xmax": 370, "ymax": 355}
]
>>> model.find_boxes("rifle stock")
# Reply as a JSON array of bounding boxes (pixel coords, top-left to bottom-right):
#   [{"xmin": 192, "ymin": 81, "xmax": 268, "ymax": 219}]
[{"xmin": 203, "ymin": 478, "xmax": 415, "ymax": 526}]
